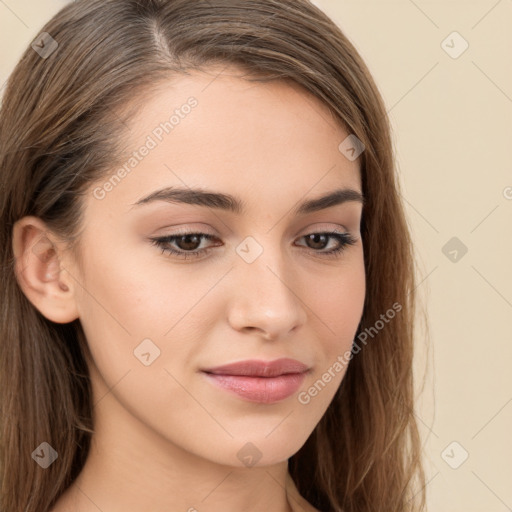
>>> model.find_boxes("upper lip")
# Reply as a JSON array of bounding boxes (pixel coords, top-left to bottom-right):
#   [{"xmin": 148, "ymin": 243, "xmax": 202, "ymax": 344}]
[{"xmin": 202, "ymin": 358, "xmax": 310, "ymax": 377}]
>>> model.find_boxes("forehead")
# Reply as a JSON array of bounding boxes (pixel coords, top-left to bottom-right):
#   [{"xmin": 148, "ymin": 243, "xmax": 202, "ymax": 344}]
[{"xmin": 88, "ymin": 65, "xmax": 362, "ymax": 217}]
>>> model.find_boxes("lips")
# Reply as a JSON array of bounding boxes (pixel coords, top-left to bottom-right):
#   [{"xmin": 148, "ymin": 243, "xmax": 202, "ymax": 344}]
[
  {"xmin": 202, "ymin": 358, "xmax": 310, "ymax": 377},
  {"xmin": 201, "ymin": 358, "xmax": 310, "ymax": 404}
]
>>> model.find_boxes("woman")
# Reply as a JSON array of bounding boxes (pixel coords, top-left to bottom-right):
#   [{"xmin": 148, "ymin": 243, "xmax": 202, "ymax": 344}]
[{"xmin": 0, "ymin": 1, "xmax": 427, "ymax": 511}]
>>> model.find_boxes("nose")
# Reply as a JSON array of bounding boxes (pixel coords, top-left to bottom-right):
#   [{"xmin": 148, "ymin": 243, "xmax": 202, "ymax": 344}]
[{"xmin": 226, "ymin": 245, "xmax": 307, "ymax": 341}]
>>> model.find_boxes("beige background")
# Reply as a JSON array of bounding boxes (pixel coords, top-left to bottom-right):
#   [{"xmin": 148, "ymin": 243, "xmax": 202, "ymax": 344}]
[{"xmin": 1, "ymin": 1, "xmax": 511, "ymax": 510}]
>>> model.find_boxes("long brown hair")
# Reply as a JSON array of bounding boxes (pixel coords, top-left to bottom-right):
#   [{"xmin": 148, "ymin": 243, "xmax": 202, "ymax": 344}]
[{"xmin": 0, "ymin": 1, "xmax": 427, "ymax": 510}]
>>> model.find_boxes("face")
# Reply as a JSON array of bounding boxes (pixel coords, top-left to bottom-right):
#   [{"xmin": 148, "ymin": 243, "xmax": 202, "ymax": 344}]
[{"xmin": 62, "ymin": 66, "xmax": 366, "ymax": 467}]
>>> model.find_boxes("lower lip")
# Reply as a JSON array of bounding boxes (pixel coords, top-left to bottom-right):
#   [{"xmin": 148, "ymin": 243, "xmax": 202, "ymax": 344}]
[{"xmin": 202, "ymin": 371, "xmax": 307, "ymax": 404}]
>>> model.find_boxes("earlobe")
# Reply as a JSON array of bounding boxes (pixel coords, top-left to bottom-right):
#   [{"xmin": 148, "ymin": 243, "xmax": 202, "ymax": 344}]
[{"xmin": 12, "ymin": 216, "xmax": 79, "ymax": 324}]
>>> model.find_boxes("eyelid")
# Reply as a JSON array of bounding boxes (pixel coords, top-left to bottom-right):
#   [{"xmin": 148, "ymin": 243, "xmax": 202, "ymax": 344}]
[
  {"xmin": 151, "ymin": 224, "xmax": 357, "ymax": 246},
  {"xmin": 297, "ymin": 224, "xmax": 350, "ymax": 235},
  {"xmin": 155, "ymin": 221, "xmax": 352, "ymax": 236}
]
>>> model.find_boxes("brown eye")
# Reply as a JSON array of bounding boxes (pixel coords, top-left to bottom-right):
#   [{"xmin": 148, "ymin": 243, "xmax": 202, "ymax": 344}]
[
  {"xmin": 295, "ymin": 231, "xmax": 357, "ymax": 258},
  {"xmin": 173, "ymin": 234, "xmax": 203, "ymax": 251},
  {"xmin": 304, "ymin": 233, "xmax": 331, "ymax": 250},
  {"xmin": 150, "ymin": 232, "xmax": 218, "ymax": 260}
]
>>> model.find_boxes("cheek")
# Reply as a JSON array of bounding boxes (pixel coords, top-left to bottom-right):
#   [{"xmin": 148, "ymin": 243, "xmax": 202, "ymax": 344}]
[
  {"xmin": 75, "ymin": 252, "xmax": 206, "ymax": 433},
  {"xmin": 76, "ymin": 245, "xmax": 197, "ymax": 334},
  {"xmin": 74, "ymin": 247, "xmax": 219, "ymax": 381},
  {"xmin": 307, "ymin": 254, "xmax": 366, "ymax": 347},
  {"xmin": 292, "ymin": 258, "xmax": 365, "ymax": 417}
]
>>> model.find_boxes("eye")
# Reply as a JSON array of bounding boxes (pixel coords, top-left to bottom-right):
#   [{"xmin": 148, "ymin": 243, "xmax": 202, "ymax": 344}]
[
  {"xmin": 149, "ymin": 229, "xmax": 358, "ymax": 261},
  {"xmin": 150, "ymin": 232, "xmax": 220, "ymax": 260},
  {"xmin": 295, "ymin": 231, "xmax": 358, "ymax": 259}
]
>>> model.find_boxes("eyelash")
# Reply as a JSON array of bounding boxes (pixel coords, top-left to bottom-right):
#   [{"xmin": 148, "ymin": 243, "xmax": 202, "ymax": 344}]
[{"xmin": 149, "ymin": 230, "xmax": 358, "ymax": 261}]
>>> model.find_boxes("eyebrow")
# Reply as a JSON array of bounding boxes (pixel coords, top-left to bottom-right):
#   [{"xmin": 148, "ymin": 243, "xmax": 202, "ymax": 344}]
[{"xmin": 129, "ymin": 186, "xmax": 365, "ymax": 215}]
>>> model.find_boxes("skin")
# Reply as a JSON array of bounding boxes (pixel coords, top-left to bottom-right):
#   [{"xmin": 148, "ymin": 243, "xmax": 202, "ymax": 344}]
[{"xmin": 13, "ymin": 65, "xmax": 366, "ymax": 512}]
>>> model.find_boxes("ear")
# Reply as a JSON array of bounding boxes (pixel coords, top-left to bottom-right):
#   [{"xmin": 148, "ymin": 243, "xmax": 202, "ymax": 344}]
[{"xmin": 12, "ymin": 216, "xmax": 80, "ymax": 324}]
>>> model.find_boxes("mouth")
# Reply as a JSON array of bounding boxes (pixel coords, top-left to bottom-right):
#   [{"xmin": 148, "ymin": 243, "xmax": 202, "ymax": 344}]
[{"xmin": 201, "ymin": 358, "xmax": 310, "ymax": 403}]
